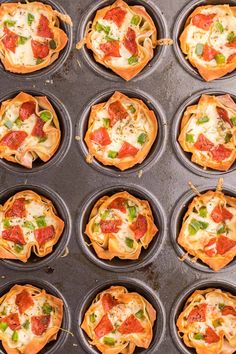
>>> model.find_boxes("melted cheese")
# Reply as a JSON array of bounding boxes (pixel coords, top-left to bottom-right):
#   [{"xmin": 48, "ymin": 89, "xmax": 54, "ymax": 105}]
[
  {"xmin": 186, "ymin": 6, "xmax": 236, "ymax": 66},
  {"xmin": 90, "ymin": 8, "xmax": 141, "ymax": 67},
  {"xmin": 183, "ymin": 195, "xmax": 236, "ymax": 251},
  {"xmin": 92, "ymin": 197, "xmax": 147, "ymax": 254},
  {"xmin": 10, "ymin": 39, "xmax": 35, "ymax": 66},
  {"xmin": 185, "ymin": 99, "xmax": 234, "ymax": 154},
  {"xmin": 90, "ymin": 292, "xmax": 146, "ymax": 344},
  {"xmin": 0, "ymin": 196, "xmax": 56, "ymax": 249},
  {"xmin": 0, "ymin": 100, "xmax": 56, "ymax": 167},
  {"xmin": 184, "ymin": 290, "xmax": 236, "ymax": 345},
  {"xmin": 108, "ymin": 300, "xmax": 140, "ymax": 325},
  {"xmin": 0, "ymin": 7, "xmax": 52, "ymax": 66},
  {"xmin": 0, "ymin": 290, "xmax": 54, "ymax": 348},
  {"xmin": 91, "ymin": 100, "xmax": 151, "ymax": 158}
]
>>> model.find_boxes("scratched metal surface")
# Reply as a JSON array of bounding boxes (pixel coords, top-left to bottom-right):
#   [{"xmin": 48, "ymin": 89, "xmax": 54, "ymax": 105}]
[{"xmin": 0, "ymin": 0, "xmax": 235, "ymax": 353}]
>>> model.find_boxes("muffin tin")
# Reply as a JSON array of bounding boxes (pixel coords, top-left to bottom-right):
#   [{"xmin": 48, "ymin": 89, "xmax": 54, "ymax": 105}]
[{"xmin": 0, "ymin": 0, "xmax": 235, "ymax": 353}]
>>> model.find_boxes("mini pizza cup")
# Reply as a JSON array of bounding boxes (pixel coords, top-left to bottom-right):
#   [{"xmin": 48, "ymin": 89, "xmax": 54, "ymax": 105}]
[
  {"xmin": 76, "ymin": 184, "xmax": 166, "ymax": 272},
  {"xmin": 171, "ymin": 181, "xmax": 236, "ymax": 273},
  {"xmin": 76, "ymin": 0, "xmax": 168, "ymax": 82},
  {"xmin": 76, "ymin": 88, "xmax": 166, "ymax": 177},
  {"xmin": 173, "ymin": 0, "xmax": 236, "ymax": 82},
  {"xmin": 172, "ymin": 89, "xmax": 236, "ymax": 177},
  {"xmin": 0, "ymin": 184, "xmax": 71, "ymax": 271},
  {"xmin": 0, "ymin": 278, "xmax": 71, "ymax": 354},
  {"xmin": 170, "ymin": 279, "xmax": 236, "ymax": 354},
  {"xmin": 178, "ymin": 94, "xmax": 236, "ymax": 171},
  {"xmin": 0, "ymin": 0, "xmax": 73, "ymax": 78},
  {"xmin": 0, "ymin": 89, "xmax": 72, "ymax": 174},
  {"xmin": 76, "ymin": 278, "xmax": 165, "ymax": 354}
]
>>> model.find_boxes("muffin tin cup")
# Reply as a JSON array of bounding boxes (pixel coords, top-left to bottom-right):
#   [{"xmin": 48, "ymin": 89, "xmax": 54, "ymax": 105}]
[
  {"xmin": 170, "ymin": 182, "xmax": 236, "ymax": 273},
  {"xmin": 77, "ymin": 0, "xmax": 168, "ymax": 82},
  {"xmin": 0, "ymin": 183, "xmax": 72, "ymax": 271},
  {"xmin": 172, "ymin": 0, "xmax": 236, "ymax": 82},
  {"xmin": 171, "ymin": 88, "xmax": 236, "ymax": 178},
  {"xmin": 0, "ymin": 278, "xmax": 71, "ymax": 354},
  {"xmin": 76, "ymin": 277, "xmax": 166, "ymax": 354},
  {"xmin": 170, "ymin": 278, "xmax": 236, "ymax": 354},
  {"xmin": 76, "ymin": 87, "xmax": 167, "ymax": 177},
  {"xmin": 0, "ymin": 88, "xmax": 72, "ymax": 174},
  {"xmin": 0, "ymin": 0, "xmax": 73, "ymax": 80},
  {"xmin": 76, "ymin": 184, "xmax": 166, "ymax": 273}
]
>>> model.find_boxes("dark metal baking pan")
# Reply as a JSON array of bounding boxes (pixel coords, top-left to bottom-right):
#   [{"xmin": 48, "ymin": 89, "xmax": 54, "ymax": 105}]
[{"xmin": 0, "ymin": 0, "xmax": 235, "ymax": 352}]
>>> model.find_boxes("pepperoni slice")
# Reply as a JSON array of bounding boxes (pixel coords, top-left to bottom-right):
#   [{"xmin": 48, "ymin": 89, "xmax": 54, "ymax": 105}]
[
  {"xmin": 118, "ymin": 314, "xmax": 144, "ymax": 334},
  {"xmin": 1, "ymin": 313, "xmax": 20, "ymax": 330},
  {"xmin": 204, "ymin": 238, "xmax": 217, "ymax": 257},
  {"xmin": 0, "ymin": 131, "xmax": 27, "ymax": 150},
  {"xmin": 194, "ymin": 134, "xmax": 214, "ymax": 151},
  {"xmin": 31, "ymin": 116, "xmax": 46, "ymax": 138},
  {"xmin": 129, "ymin": 214, "xmax": 147, "ymax": 240},
  {"xmin": 15, "ymin": 290, "xmax": 34, "ymax": 315},
  {"xmin": 123, "ymin": 27, "xmax": 138, "ymax": 55},
  {"xmin": 2, "ymin": 225, "xmax": 26, "ymax": 245},
  {"xmin": 2, "ymin": 27, "xmax": 18, "ymax": 53},
  {"xmin": 90, "ymin": 127, "xmax": 111, "ymax": 146},
  {"xmin": 5, "ymin": 198, "xmax": 26, "ymax": 218},
  {"xmin": 102, "ymin": 293, "xmax": 118, "ymax": 312},
  {"xmin": 228, "ymin": 53, "xmax": 236, "ymax": 63},
  {"xmin": 31, "ymin": 315, "xmax": 50, "ymax": 336},
  {"xmin": 108, "ymin": 198, "xmax": 126, "ymax": 213},
  {"xmin": 211, "ymin": 205, "xmax": 233, "ymax": 223},
  {"xmin": 37, "ymin": 14, "xmax": 53, "ymax": 38},
  {"xmin": 108, "ymin": 101, "xmax": 128, "ymax": 127},
  {"xmin": 100, "ymin": 41, "xmax": 121, "ymax": 60},
  {"xmin": 94, "ymin": 314, "xmax": 113, "ymax": 339},
  {"xmin": 19, "ymin": 101, "xmax": 36, "ymax": 121},
  {"xmin": 221, "ymin": 306, "xmax": 236, "ymax": 316},
  {"xmin": 216, "ymin": 106, "xmax": 233, "ymax": 127},
  {"xmin": 210, "ymin": 145, "xmax": 232, "ymax": 162},
  {"xmin": 205, "ymin": 326, "xmax": 220, "ymax": 344},
  {"xmin": 100, "ymin": 219, "xmax": 122, "ymax": 233},
  {"xmin": 192, "ymin": 13, "xmax": 216, "ymax": 30},
  {"xmin": 226, "ymin": 38, "xmax": 236, "ymax": 48},
  {"xmin": 31, "ymin": 40, "xmax": 49, "ymax": 59},
  {"xmin": 34, "ymin": 225, "xmax": 55, "ymax": 247},
  {"xmin": 118, "ymin": 141, "xmax": 139, "ymax": 158},
  {"xmin": 216, "ymin": 235, "xmax": 236, "ymax": 255},
  {"xmin": 103, "ymin": 7, "xmax": 127, "ymax": 27},
  {"xmin": 187, "ymin": 304, "xmax": 207, "ymax": 323},
  {"xmin": 202, "ymin": 44, "xmax": 219, "ymax": 61}
]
